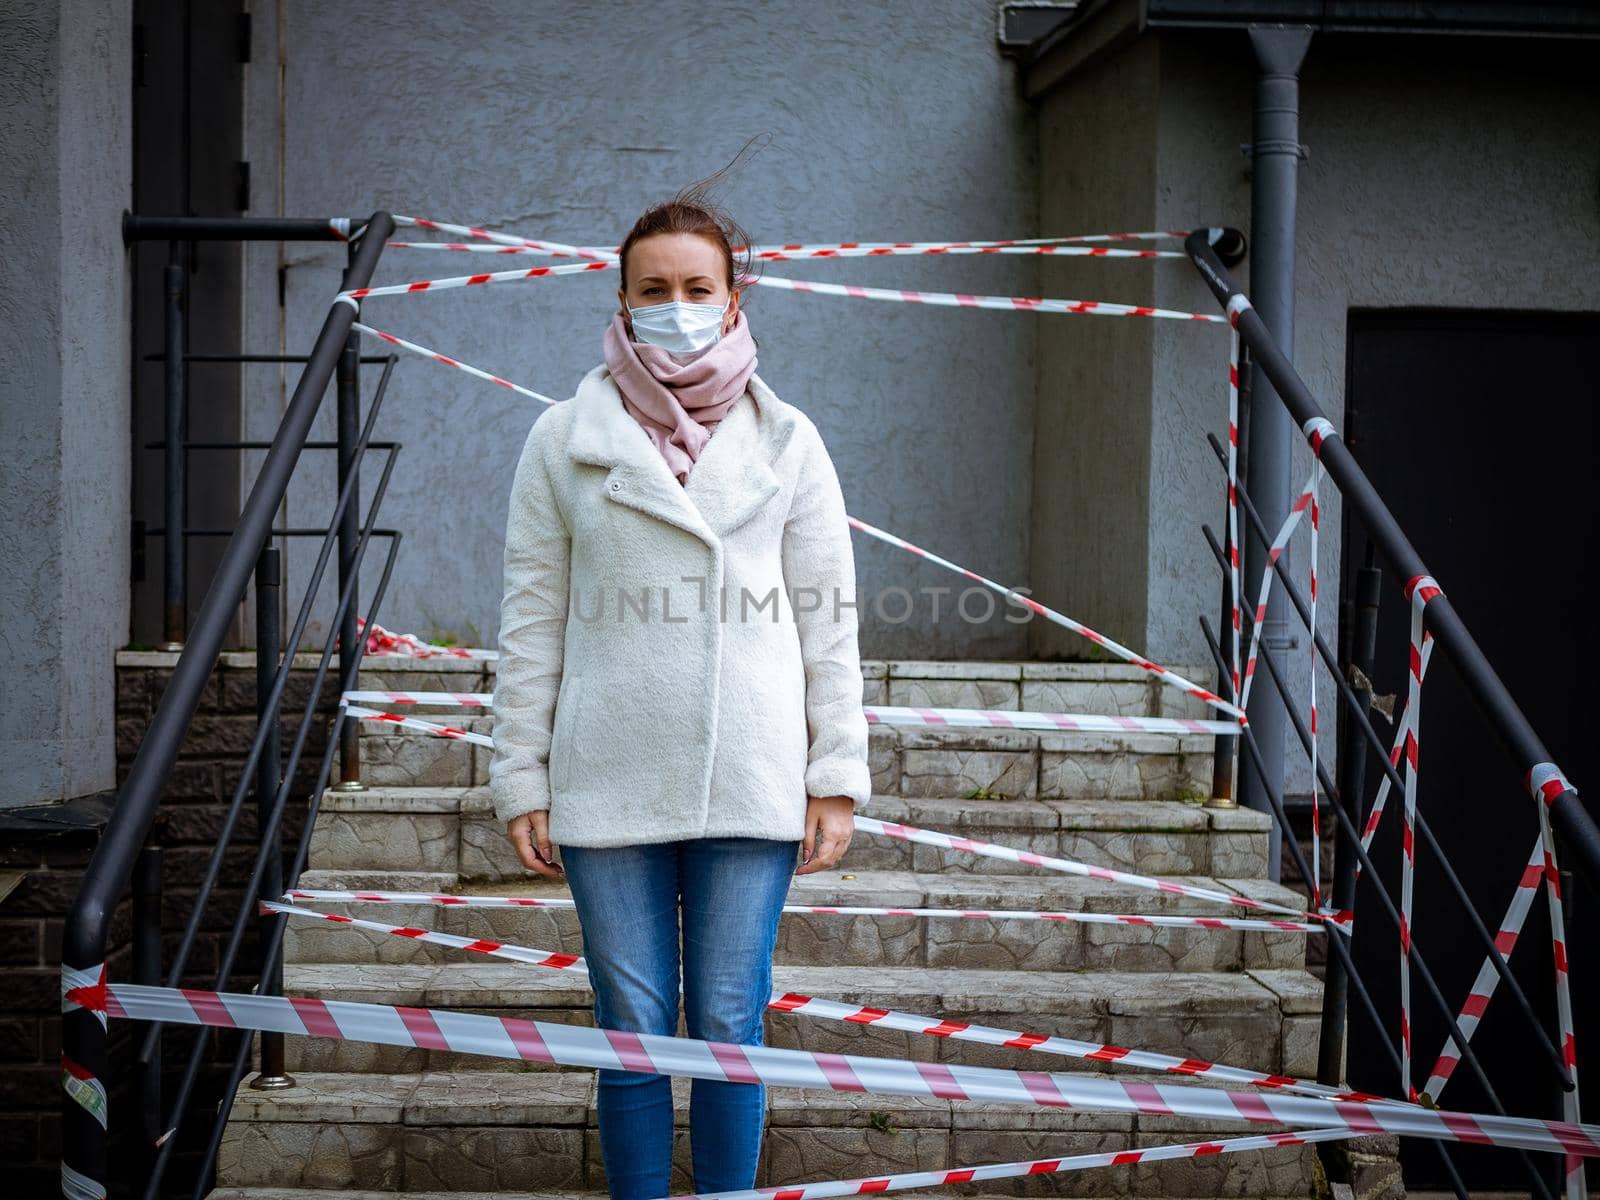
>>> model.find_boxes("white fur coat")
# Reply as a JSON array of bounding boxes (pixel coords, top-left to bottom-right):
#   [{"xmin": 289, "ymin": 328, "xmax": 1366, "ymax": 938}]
[{"xmin": 488, "ymin": 363, "xmax": 872, "ymax": 848}]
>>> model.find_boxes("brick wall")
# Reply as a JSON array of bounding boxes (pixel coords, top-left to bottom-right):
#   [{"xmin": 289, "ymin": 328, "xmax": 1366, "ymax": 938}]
[{"xmin": 0, "ymin": 654, "xmax": 343, "ymax": 1198}]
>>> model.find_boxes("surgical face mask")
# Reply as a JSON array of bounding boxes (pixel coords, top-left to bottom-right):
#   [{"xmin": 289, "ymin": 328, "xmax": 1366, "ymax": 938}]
[{"xmin": 626, "ymin": 297, "xmax": 731, "ymax": 354}]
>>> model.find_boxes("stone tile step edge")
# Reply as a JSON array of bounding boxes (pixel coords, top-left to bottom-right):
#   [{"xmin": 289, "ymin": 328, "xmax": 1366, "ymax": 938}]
[
  {"xmin": 279, "ymin": 963, "xmax": 1322, "ymax": 1018},
  {"xmin": 224, "ymin": 1069, "xmax": 1320, "ymax": 1137},
  {"xmin": 312, "ymin": 790, "xmax": 1270, "ymax": 836},
  {"xmin": 288, "ymin": 867, "xmax": 1307, "ymax": 914}
]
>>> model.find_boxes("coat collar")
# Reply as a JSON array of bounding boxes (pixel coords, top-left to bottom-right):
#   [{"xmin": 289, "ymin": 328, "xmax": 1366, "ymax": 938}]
[{"xmin": 564, "ymin": 364, "xmax": 785, "ymax": 548}]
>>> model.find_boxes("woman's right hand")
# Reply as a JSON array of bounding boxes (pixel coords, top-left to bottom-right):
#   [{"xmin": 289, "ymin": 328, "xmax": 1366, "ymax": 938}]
[{"xmin": 507, "ymin": 811, "xmax": 564, "ymax": 878}]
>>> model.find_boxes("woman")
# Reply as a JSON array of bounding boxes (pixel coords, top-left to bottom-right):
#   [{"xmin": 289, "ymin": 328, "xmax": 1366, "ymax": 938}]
[{"xmin": 488, "ymin": 179, "xmax": 872, "ymax": 1200}]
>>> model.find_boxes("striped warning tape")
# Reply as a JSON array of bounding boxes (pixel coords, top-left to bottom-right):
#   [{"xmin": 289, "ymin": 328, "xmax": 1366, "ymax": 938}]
[
  {"xmin": 350, "ymin": 322, "xmax": 560, "ymax": 405},
  {"xmin": 354, "ymin": 615, "xmax": 499, "ymax": 660},
  {"xmin": 746, "ymin": 272, "xmax": 1225, "ymax": 322},
  {"xmin": 386, "ymin": 239, "xmax": 1186, "ymax": 260},
  {"xmin": 392, "ymin": 215, "xmax": 613, "ymax": 261},
  {"xmin": 1422, "ymin": 835, "xmax": 1546, "ymax": 1101},
  {"xmin": 1223, "ymin": 295, "xmax": 1248, "ymax": 705},
  {"xmin": 264, "ymin": 898, "xmax": 1349, "ymax": 1099},
  {"xmin": 68, "ymin": 976, "xmax": 1600, "ymax": 1158},
  {"xmin": 1303, "ymin": 416, "xmax": 1336, "ymax": 911},
  {"xmin": 338, "ymin": 689, "xmax": 1240, "ymax": 737},
  {"xmin": 1529, "ymin": 763, "xmax": 1584, "ymax": 1200},
  {"xmin": 336, "ymin": 259, "xmax": 1224, "ymax": 322},
  {"xmin": 841, "ymin": 514, "xmax": 1244, "ymax": 720},
  {"xmin": 339, "ymin": 316, "xmax": 1246, "ymax": 723},
  {"xmin": 1234, "ymin": 469, "xmax": 1316, "ymax": 714},
  {"xmin": 279, "ymin": 887, "xmax": 1324, "ymax": 932},
  {"xmin": 653, "ymin": 1127, "xmax": 1359, "ymax": 1200},
  {"xmin": 333, "ymin": 702, "xmax": 1332, "ymax": 927},
  {"xmin": 1398, "ymin": 575, "xmax": 1443, "ymax": 1101},
  {"xmin": 1356, "ymin": 633, "xmax": 1435, "ymax": 861},
  {"xmin": 381, "ymin": 215, "xmax": 1193, "ymax": 258}
]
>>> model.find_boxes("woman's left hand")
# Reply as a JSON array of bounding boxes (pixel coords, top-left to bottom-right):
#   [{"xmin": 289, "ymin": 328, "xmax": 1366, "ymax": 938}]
[{"xmin": 795, "ymin": 794, "xmax": 855, "ymax": 874}]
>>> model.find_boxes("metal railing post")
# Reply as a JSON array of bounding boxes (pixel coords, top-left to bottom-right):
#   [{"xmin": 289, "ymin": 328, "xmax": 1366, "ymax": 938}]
[
  {"xmin": 161, "ymin": 242, "xmax": 189, "ymax": 650},
  {"xmin": 333, "ymin": 242, "xmax": 365, "ymax": 791},
  {"xmin": 1317, "ymin": 555, "xmax": 1381, "ymax": 1086},
  {"xmin": 250, "ymin": 545, "xmax": 293, "ymax": 1090}
]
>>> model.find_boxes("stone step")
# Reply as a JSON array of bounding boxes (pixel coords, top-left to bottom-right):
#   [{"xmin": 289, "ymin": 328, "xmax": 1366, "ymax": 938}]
[
  {"xmin": 307, "ymin": 792, "xmax": 1270, "ymax": 882},
  {"xmin": 279, "ymin": 962, "xmax": 1320, "ymax": 1082},
  {"xmin": 216, "ymin": 1071, "xmax": 1319, "ymax": 1196},
  {"xmin": 357, "ymin": 658, "xmax": 1218, "ymax": 720},
  {"xmin": 283, "ymin": 868, "xmax": 1307, "ymax": 975},
  {"xmin": 354, "ymin": 718, "xmax": 1216, "ymax": 803}
]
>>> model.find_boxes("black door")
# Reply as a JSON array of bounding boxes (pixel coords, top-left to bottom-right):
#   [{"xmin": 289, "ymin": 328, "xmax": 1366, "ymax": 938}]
[
  {"xmin": 1342, "ymin": 309, "xmax": 1597, "ymax": 1189},
  {"xmin": 131, "ymin": 0, "xmax": 248, "ymax": 645}
]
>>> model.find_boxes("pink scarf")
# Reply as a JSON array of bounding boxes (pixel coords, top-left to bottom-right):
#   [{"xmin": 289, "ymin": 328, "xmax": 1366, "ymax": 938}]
[{"xmin": 602, "ymin": 307, "xmax": 758, "ymax": 485}]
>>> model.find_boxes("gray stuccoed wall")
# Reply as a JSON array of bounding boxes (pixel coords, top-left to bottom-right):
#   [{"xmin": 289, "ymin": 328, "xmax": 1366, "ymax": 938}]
[
  {"xmin": 242, "ymin": 0, "xmax": 1040, "ymax": 663},
  {"xmin": 0, "ymin": 1, "xmax": 131, "ymax": 808}
]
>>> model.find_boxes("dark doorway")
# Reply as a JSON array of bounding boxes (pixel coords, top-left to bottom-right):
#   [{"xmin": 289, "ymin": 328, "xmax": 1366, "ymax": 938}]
[
  {"xmin": 131, "ymin": 0, "xmax": 248, "ymax": 645},
  {"xmin": 1341, "ymin": 309, "xmax": 1597, "ymax": 1190}
]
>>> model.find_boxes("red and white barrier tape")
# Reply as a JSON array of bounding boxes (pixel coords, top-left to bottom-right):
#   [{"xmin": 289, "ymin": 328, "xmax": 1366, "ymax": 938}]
[
  {"xmin": 853, "ymin": 814, "xmax": 1338, "ymax": 926},
  {"xmin": 662, "ymin": 1127, "xmax": 1356, "ymax": 1200},
  {"xmin": 280, "ymin": 886, "xmax": 1322, "ymax": 933},
  {"xmin": 392, "ymin": 214, "xmax": 614, "ymax": 261},
  {"xmin": 341, "ymin": 316, "xmax": 1245, "ymax": 722},
  {"xmin": 1304, "ymin": 416, "xmax": 1336, "ymax": 911},
  {"xmin": 387, "ymin": 239, "xmax": 1185, "ymax": 260},
  {"xmin": 65, "ymin": 975, "xmax": 1600, "ymax": 1158},
  {"xmin": 352, "ymin": 616, "xmax": 500, "ymax": 660},
  {"xmin": 1422, "ymin": 835, "xmax": 1545, "ymax": 1101},
  {"xmin": 389, "ymin": 215, "xmax": 1191, "ymax": 255},
  {"xmin": 338, "ymin": 689, "xmax": 1240, "ymax": 737},
  {"xmin": 1356, "ymin": 633, "xmax": 1435, "ymax": 861},
  {"xmin": 350, "ymin": 322, "xmax": 561, "ymax": 406},
  {"xmin": 338, "ymin": 258, "xmax": 1225, "ymax": 323},
  {"xmin": 384, "ymin": 228, "xmax": 1190, "ymax": 259},
  {"xmin": 334, "ymin": 702, "xmax": 1330, "ymax": 925},
  {"xmin": 1530, "ymin": 763, "xmax": 1584, "ymax": 1199},
  {"xmin": 1223, "ymin": 297, "xmax": 1248, "ymax": 705},
  {"xmin": 343, "ymin": 258, "xmax": 616, "ymax": 300},
  {"xmin": 842, "ymin": 514, "xmax": 1244, "ymax": 720},
  {"xmin": 1234, "ymin": 471, "xmax": 1316, "ymax": 714},
  {"xmin": 748, "ymin": 272, "xmax": 1224, "ymax": 322},
  {"xmin": 1397, "ymin": 575, "xmax": 1442, "ymax": 1101},
  {"xmin": 265, "ymin": 899, "xmax": 1351, "ymax": 1100}
]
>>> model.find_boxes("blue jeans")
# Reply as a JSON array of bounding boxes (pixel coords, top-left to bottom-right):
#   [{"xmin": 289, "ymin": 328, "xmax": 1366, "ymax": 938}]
[{"xmin": 560, "ymin": 835, "xmax": 800, "ymax": 1200}]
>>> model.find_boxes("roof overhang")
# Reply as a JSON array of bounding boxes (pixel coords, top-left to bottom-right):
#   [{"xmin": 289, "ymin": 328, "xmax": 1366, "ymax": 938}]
[{"xmin": 1023, "ymin": 0, "xmax": 1600, "ymax": 99}]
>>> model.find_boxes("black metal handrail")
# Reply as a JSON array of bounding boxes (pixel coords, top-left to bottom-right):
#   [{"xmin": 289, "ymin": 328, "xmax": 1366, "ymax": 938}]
[
  {"xmin": 1185, "ymin": 230, "xmax": 1599, "ymax": 881},
  {"xmin": 62, "ymin": 211, "xmax": 398, "ymax": 1200},
  {"xmin": 1185, "ymin": 228, "xmax": 1595, "ymax": 1197}
]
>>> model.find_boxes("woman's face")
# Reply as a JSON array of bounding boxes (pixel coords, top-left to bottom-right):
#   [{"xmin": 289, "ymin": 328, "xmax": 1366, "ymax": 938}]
[{"xmin": 618, "ymin": 232, "xmax": 740, "ymax": 339}]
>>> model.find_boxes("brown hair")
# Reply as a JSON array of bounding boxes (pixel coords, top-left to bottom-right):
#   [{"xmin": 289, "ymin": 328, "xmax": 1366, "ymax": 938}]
[{"xmin": 617, "ymin": 134, "xmax": 770, "ymax": 296}]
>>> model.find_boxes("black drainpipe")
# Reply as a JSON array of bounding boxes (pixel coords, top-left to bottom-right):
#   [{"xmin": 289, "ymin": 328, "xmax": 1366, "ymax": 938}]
[{"xmin": 1238, "ymin": 25, "xmax": 1313, "ymax": 881}]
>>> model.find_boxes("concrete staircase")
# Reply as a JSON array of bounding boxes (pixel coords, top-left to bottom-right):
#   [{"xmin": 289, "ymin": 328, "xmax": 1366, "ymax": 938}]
[{"xmin": 213, "ymin": 658, "xmax": 1341, "ymax": 1199}]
